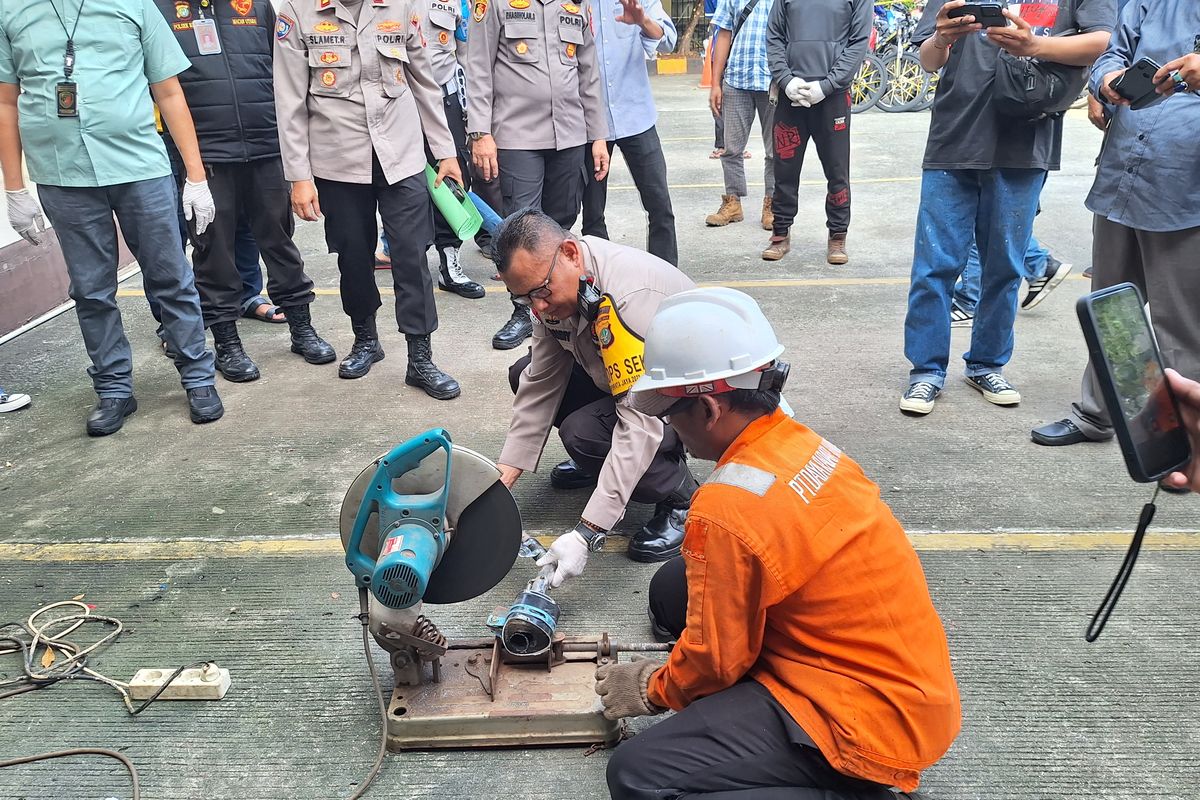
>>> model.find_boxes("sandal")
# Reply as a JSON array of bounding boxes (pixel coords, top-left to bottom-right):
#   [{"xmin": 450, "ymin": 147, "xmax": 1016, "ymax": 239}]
[
  {"xmin": 709, "ymin": 148, "xmax": 725, "ymax": 159},
  {"xmin": 375, "ymin": 252, "xmax": 391, "ymax": 270},
  {"xmin": 242, "ymin": 296, "xmax": 286, "ymax": 323}
]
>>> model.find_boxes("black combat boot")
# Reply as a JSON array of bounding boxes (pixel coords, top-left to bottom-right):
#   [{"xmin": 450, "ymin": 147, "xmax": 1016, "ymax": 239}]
[
  {"xmin": 437, "ymin": 247, "xmax": 485, "ymax": 299},
  {"xmin": 211, "ymin": 320, "xmax": 260, "ymax": 382},
  {"xmin": 492, "ymin": 301, "xmax": 533, "ymax": 350},
  {"xmin": 405, "ymin": 334, "xmax": 461, "ymax": 400},
  {"xmin": 338, "ymin": 316, "xmax": 385, "ymax": 379},
  {"xmin": 283, "ymin": 304, "xmax": 336, "ymax": 364},
  {"xmin": 627, "ymin": 469, "xmax": 699, "ymax": 563}
]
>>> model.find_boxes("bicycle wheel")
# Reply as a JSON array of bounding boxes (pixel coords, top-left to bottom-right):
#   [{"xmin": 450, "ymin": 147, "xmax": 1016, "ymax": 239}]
[
  {"xmin": 909, "ymin": 68, "xmax": 939, "ymax": 112},
  {"xmin": 851, "ymin": 53, "xmax": 887, "ymax": 114},
  {"xmin": 877, "ymin": 51, "xmax": 926, "ymax": 113}
]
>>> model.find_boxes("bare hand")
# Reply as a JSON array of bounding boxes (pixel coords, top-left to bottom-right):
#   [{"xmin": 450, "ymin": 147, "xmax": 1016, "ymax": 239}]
[
  {"xmin": 591, "ymin": 140, "xmax": 610, "ymax": 181},
  {"xmin": 988, "ymin": 10, "xmax": 1040, "ymax": 57},
  {"xmin": 1163, "ymin": 369, "xmax": 1200, "ymax": 493},
  {"xmin": 932, "ymin": 0, "xmax": 983, "ymax": 48},
  {"xmin": 615, "ymin": 0, "xmax": 646, "ymax": 27},
  {"xmin": 1100, "ymin": 69, "xmax": 1129, "ymax": 105},
  {"xmin": 434, "ymin": 157, "xmax": 464, "ymax": 189},
  {"xmin": 1087, "ymin": 92, "xmax": 1108, "ymax": 131},
  {"xmin": 1153, "ymin": 53, "xmax": 1200, "ymax": 96},
  {"xmin": 291, "ymin": 180, "xmax": 321, "ymax": 221},
  {"xmin": 709, "ymin": 84, "xmax": 723, "ymax": 118},
  {"xmin": 498, "ymin": 464, "xmax": 523, "ymax": 489},
  {"xmin": 471, "ymin": 134, "xmax": 500, "ymax": 182}
]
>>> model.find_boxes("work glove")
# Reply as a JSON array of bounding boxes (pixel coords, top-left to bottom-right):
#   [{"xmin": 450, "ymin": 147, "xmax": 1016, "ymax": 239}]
[
  {"xmin": 800, "ymin": 80, "xmax": 827, "ymax": 106},
  {"xmin": 182, "ymin": 178, "xmax": 216, "ymax": 236},
  {"xmin": 535, "ymin": 529, "xmax": 589, "ymax": 588},
  {"xmin": 6, "ymin": 189, "xmax": 47, "ymax": 245},
  {"xmin": 784, "ymin": 77, "xmax": 808, "ymax": 106},
  {"xmin": 595, "ymin": 657, "xmax": 665, "ymax": 720}
]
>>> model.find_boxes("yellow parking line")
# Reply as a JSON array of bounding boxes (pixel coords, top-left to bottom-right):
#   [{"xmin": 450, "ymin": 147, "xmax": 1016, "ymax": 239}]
[{"xmin": 0, "ymin": 531, "xmax": 1195, "ymax": 562}]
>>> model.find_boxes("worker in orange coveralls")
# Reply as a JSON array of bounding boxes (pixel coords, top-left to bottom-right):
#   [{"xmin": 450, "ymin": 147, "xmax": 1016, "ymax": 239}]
[{"xmin": 595, "ymin": 287, "xmax": 962, "ymax": 800}]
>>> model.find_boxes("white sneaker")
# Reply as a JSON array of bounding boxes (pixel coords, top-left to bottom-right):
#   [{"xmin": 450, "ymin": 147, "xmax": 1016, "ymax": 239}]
[
  {"xmin": 950, "ymin": 304, "xmax": 974, "ymax": 328},
  {"xmin": 964, "ymin": 373, "xmax": 1021, "ymax": 405},
  {"xmin": 1021, "ymin": 255, "xmax": 1072, "ymax": 311},
  {"xmin": 900, "ymin": 382, "xmax": 940, "ymax": 415},
  {"xmin": 0, "ymin": 390, "xmax": 32, "ymax": 413}
]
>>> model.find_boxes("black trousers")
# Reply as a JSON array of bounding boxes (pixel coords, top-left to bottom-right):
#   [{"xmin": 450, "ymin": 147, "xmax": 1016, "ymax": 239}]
[
  {"xmin": 770, "ymin": 92, "xmax": 852, "ymax": 236},
  {"xmin": 315, "ymin": 156, "xmax": 437, "ymax": 334},
  {"xmin": 190, "ymin": 158, "xmax": 315, "ymax": 327},
  {"xmin": 582, "ymin": 126, "xmax": 679, "ymax": 267},
  {"xmin": 508, "ymin": 354, "xmax": 688, "ymax": 505},
  {"xmin": 625, "ymin": 557, "xmax": 899, "ymax": 800},
  {"xmin": 498, "ymin": 145, "xmax": 587, "ymax": 227},
  {"xmin": 425, "ymin": 88, "xmax": 472, "ymax": 252}
]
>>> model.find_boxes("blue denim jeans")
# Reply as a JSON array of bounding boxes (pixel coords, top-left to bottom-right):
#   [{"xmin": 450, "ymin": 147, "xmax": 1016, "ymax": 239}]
[
  {"xmin": 38, "ymin": 176, "xmax": 215, "ymax": 397},
  {"xmin": 903, "ymin": 168, "xmax": 1045, "ymax": 388},
  {"xmin": 952, "ymin": 235, "xmax": 1049, "ymax": 314}
]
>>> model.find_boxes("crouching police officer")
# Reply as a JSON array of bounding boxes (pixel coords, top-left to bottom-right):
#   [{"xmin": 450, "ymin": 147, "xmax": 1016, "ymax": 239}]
[
  {"xmin": 493, "ymin": 208, "xmax": 697, "ymax": 584},
  {"xmin": 274, "ymin": 0, "xmax": 464, "ymax": 396},
  {"xmin": 596, "ymin": 288, "xmax": 962, "ymax": 799}
]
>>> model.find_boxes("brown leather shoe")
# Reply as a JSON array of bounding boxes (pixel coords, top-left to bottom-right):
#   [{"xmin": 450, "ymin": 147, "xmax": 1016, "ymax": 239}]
[
  {"xmin": 761, "ymin": 234, "xmax": 790, "ymax": 261},
  {"xmin": 827, "ymin": 232, "xmax": 848, "ymax": 265},
  {"xmin": 761, "ymin": 197, "xmax": 773, "ymax": 231},
  {"xmin": 705, "ymin": 194, "xmax": 744, "ymax": 227}
]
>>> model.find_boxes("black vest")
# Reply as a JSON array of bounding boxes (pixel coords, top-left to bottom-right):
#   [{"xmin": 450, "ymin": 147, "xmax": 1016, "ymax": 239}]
[{"xmin": 154, "ymin": 0, "xmax": 279, "ymax": 162}]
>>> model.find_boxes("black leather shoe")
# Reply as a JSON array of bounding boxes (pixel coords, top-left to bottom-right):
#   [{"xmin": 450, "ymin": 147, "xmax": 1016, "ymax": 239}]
[
  {"xmin": 284, "ymin": 304, "xmax": 336, "ymax": 364},
  {"xmin": 339, "ymin": 316, "xmax": 385, "ymax": 379},
  {"xmin": 187, "ymin": 386, "xmax": 224, "ymax": 424},
  {"xmin": 628, "ymin": 470, "xmax": 699, "ymax": 563},
  {"xmin": 550, "ymin": 458, "xmax": 598, "ymax": 490},
  {"xmin": 492, "ymin": 303, "xmax": 532, "ymax": 350},
  {"xmin": 1031, "ymin": 418, "xmax": 1103, "ymax": 446},
  {"xmin": 405, "ymin": 334, "xmax": 461, "ymax": 400},
  {"xmin": 86, "ymin": 396, "xmax": 137, "ymax": 437},
  {"xmin": 211, "ymin": 321, "xmax": 260, "ymax": 382},
  {"xmin": 437, "ymin": 247, "xmax": 486, "ymax": 299}
]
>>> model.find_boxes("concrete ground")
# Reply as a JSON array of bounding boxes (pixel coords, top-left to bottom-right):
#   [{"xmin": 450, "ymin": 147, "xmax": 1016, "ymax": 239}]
[{"xmin": 1, "ymin": 75, "xmax": 1197, "ymax": 799}]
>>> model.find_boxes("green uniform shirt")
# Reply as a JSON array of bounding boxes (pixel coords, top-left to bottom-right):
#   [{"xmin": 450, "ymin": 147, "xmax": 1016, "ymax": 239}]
[{"xmin": 0, "ymin": 0, "xmax": 191, "ymax": 187}]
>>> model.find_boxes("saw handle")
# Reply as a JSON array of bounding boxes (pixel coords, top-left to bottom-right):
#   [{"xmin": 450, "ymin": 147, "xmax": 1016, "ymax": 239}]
[{"xmin": 345, "ymin": 429, "xmax": 454, "ymax": 589}]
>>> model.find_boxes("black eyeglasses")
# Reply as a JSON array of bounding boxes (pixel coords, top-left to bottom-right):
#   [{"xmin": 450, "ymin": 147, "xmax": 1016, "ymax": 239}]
[
  {"xmin": 510, "ymin": 239, "xmax": 567, "ymax": 307},
  {"xmin": 657, "ymin": 396, "xmax": 697, "ymax": 421}
]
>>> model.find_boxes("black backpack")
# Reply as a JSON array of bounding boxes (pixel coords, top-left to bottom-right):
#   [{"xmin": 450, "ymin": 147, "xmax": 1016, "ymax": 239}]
[{"xmin": 993, "ymin": 50, "xmax": 1088, "ymax": 121}]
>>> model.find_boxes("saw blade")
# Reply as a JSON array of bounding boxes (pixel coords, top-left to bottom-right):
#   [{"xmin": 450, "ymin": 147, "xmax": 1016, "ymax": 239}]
[{"xmin": 339, "ymin": 444, "xmax": 522, "ymax": 604}]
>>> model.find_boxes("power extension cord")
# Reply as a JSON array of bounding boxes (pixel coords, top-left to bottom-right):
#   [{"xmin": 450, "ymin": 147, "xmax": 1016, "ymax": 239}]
[{"xmin": 128, "ymin": 664, "xmax": 231, "ymax": 701}]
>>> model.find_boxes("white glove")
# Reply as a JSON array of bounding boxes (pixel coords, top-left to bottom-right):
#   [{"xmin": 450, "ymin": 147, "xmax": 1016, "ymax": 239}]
[
  {"xmin": 784, "ymin": 77, "xmax": 808, "ymax": 105},
  {"xmin": 6, "ymin": 189, "xmax": 47, "ymax": 245},
  {"xmin": 804, "ymin": 80, "xmax": 827, "ymax": 106},
  {"xmin": 182, "ymin": 178, "xmax": 216, "ymax": 236},
  {"xmin": 535, "ymin": 529, "xmax": 590, "ymax": 589}
]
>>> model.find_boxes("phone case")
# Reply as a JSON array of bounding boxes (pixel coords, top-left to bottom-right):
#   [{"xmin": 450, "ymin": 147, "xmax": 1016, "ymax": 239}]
[
  {"xmin": 1075, "ymin": 284, "xmax": 1191, "ymax": 482},
  {"xmin": 1112, "ymin": 57, "xmax": 1165, "ymax": 110}
]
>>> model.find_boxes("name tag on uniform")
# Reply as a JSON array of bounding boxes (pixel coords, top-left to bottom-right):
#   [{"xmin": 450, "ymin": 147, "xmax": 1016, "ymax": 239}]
[
  {"xmin": 194, "ymin": 18, "xmax": 222, "ymax": 54},
  {"xmin": 56, "ymin": 82, "xmax": 78, "ymax": 117}
]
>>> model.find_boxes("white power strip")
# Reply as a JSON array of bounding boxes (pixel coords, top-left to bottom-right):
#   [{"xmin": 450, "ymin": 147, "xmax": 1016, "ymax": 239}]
[{"xmin": 128, "ymin": 664, "xmax": 231, "ymax": 701}]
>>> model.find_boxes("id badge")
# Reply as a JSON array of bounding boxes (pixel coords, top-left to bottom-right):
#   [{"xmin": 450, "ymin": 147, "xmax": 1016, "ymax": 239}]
[
  {"xmin": 193, "ymin": 17, "xmax": 222, "ymax": 54},
  {"xmin": 56, "ymin": 82, "xmax": 78, "ymax": 117}
]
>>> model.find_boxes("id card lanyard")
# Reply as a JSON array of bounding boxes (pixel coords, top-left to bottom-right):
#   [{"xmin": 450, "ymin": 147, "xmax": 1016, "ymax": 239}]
[
  {"xmin": 48, "ymin": 0, "xmax": 87, "ymax": 117},
  {"xmin": 193, "ymin": 0, "xmax": 223, "ymax": 55}
]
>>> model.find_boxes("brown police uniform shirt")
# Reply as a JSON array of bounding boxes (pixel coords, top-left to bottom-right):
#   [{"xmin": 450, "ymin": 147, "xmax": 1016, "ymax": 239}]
[
  {"xmin": 498, "ymin": 237, "xmax": 695, "ymax": 530},
  {"xmin": 463, "ymin": 0, "xmax": 608, "ymax": 150},
  {"xmin": 273, "ymin": 0, "xmax": 456, "ymax": 184}
]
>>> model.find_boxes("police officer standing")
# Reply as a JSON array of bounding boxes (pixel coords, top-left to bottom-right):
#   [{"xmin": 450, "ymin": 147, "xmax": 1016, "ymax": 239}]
[
  {"xmin": 154, "ymin": 0, "xmax": 337, "ymax": 383},
  {"xmin": 493, "ymin": 208, "xmax": 698, "ymax": 585},
  {"xmin": 465, "ymin": 0, "xmax": 610, "ymax": 351},
  {"xmin": 274, "ymin": 0, "xmax": 464, "ymax": 398}
]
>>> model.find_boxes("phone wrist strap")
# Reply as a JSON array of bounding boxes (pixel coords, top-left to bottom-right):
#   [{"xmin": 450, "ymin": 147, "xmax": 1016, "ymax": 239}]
[{"xmin": 1085, "ymin": 486, "xmax": 1159, "ymax": 642}]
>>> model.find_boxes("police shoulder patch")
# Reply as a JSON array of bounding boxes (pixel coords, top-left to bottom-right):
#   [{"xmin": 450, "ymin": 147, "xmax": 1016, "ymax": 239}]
[
  {"xmin": 472, "ymin": 0, "xmax": 488, "ymax": 22},
  {"xmin": 276, "ymin": 13, "xmax": 295, "ymax": 39}
]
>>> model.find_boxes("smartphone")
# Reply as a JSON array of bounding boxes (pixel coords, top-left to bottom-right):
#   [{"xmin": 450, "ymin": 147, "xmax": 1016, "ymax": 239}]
[
  {"xmin": 1110, "ymin": 56, "xmax": 1167, "ymax": 110},
  {"xmin": 947, "ymin": 2, "xmax": 1008, "ymax": 28},
  {"xmin": 1076, "ymin": 283, "xmax": 1192, "ymax": 482}
]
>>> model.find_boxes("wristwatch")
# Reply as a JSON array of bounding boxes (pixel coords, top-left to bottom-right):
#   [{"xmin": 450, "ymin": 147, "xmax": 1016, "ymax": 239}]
[
  {"xmin": 467, "ymin": 131, "xmax": 489, "ymax": 141},
  {"xmin": 573, "ymin": 520, "xmax": 608, "ymax": 553}
]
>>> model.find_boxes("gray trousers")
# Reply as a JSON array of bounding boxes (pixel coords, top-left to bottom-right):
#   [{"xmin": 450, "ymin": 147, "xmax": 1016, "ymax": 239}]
[
  {"xmin": 38, "ymin": 176, "xmax": 215, "ymax": 398},
  {"xmin": 497, "ymin": 145, "xmax": 587, "ymax": 227},
  {"xmin": 719, "ymin": 83, "xmax": 775, "ymax": 198},
  {"xmin": 1071, "ymin": 214, "xmax": 1200, "ymax": 439}
]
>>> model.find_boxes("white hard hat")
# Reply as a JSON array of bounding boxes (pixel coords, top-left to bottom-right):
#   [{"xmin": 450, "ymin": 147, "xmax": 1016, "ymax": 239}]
[{"xmin": 631, "ymin": 288, "xmax": 785, "ymax": 397}]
